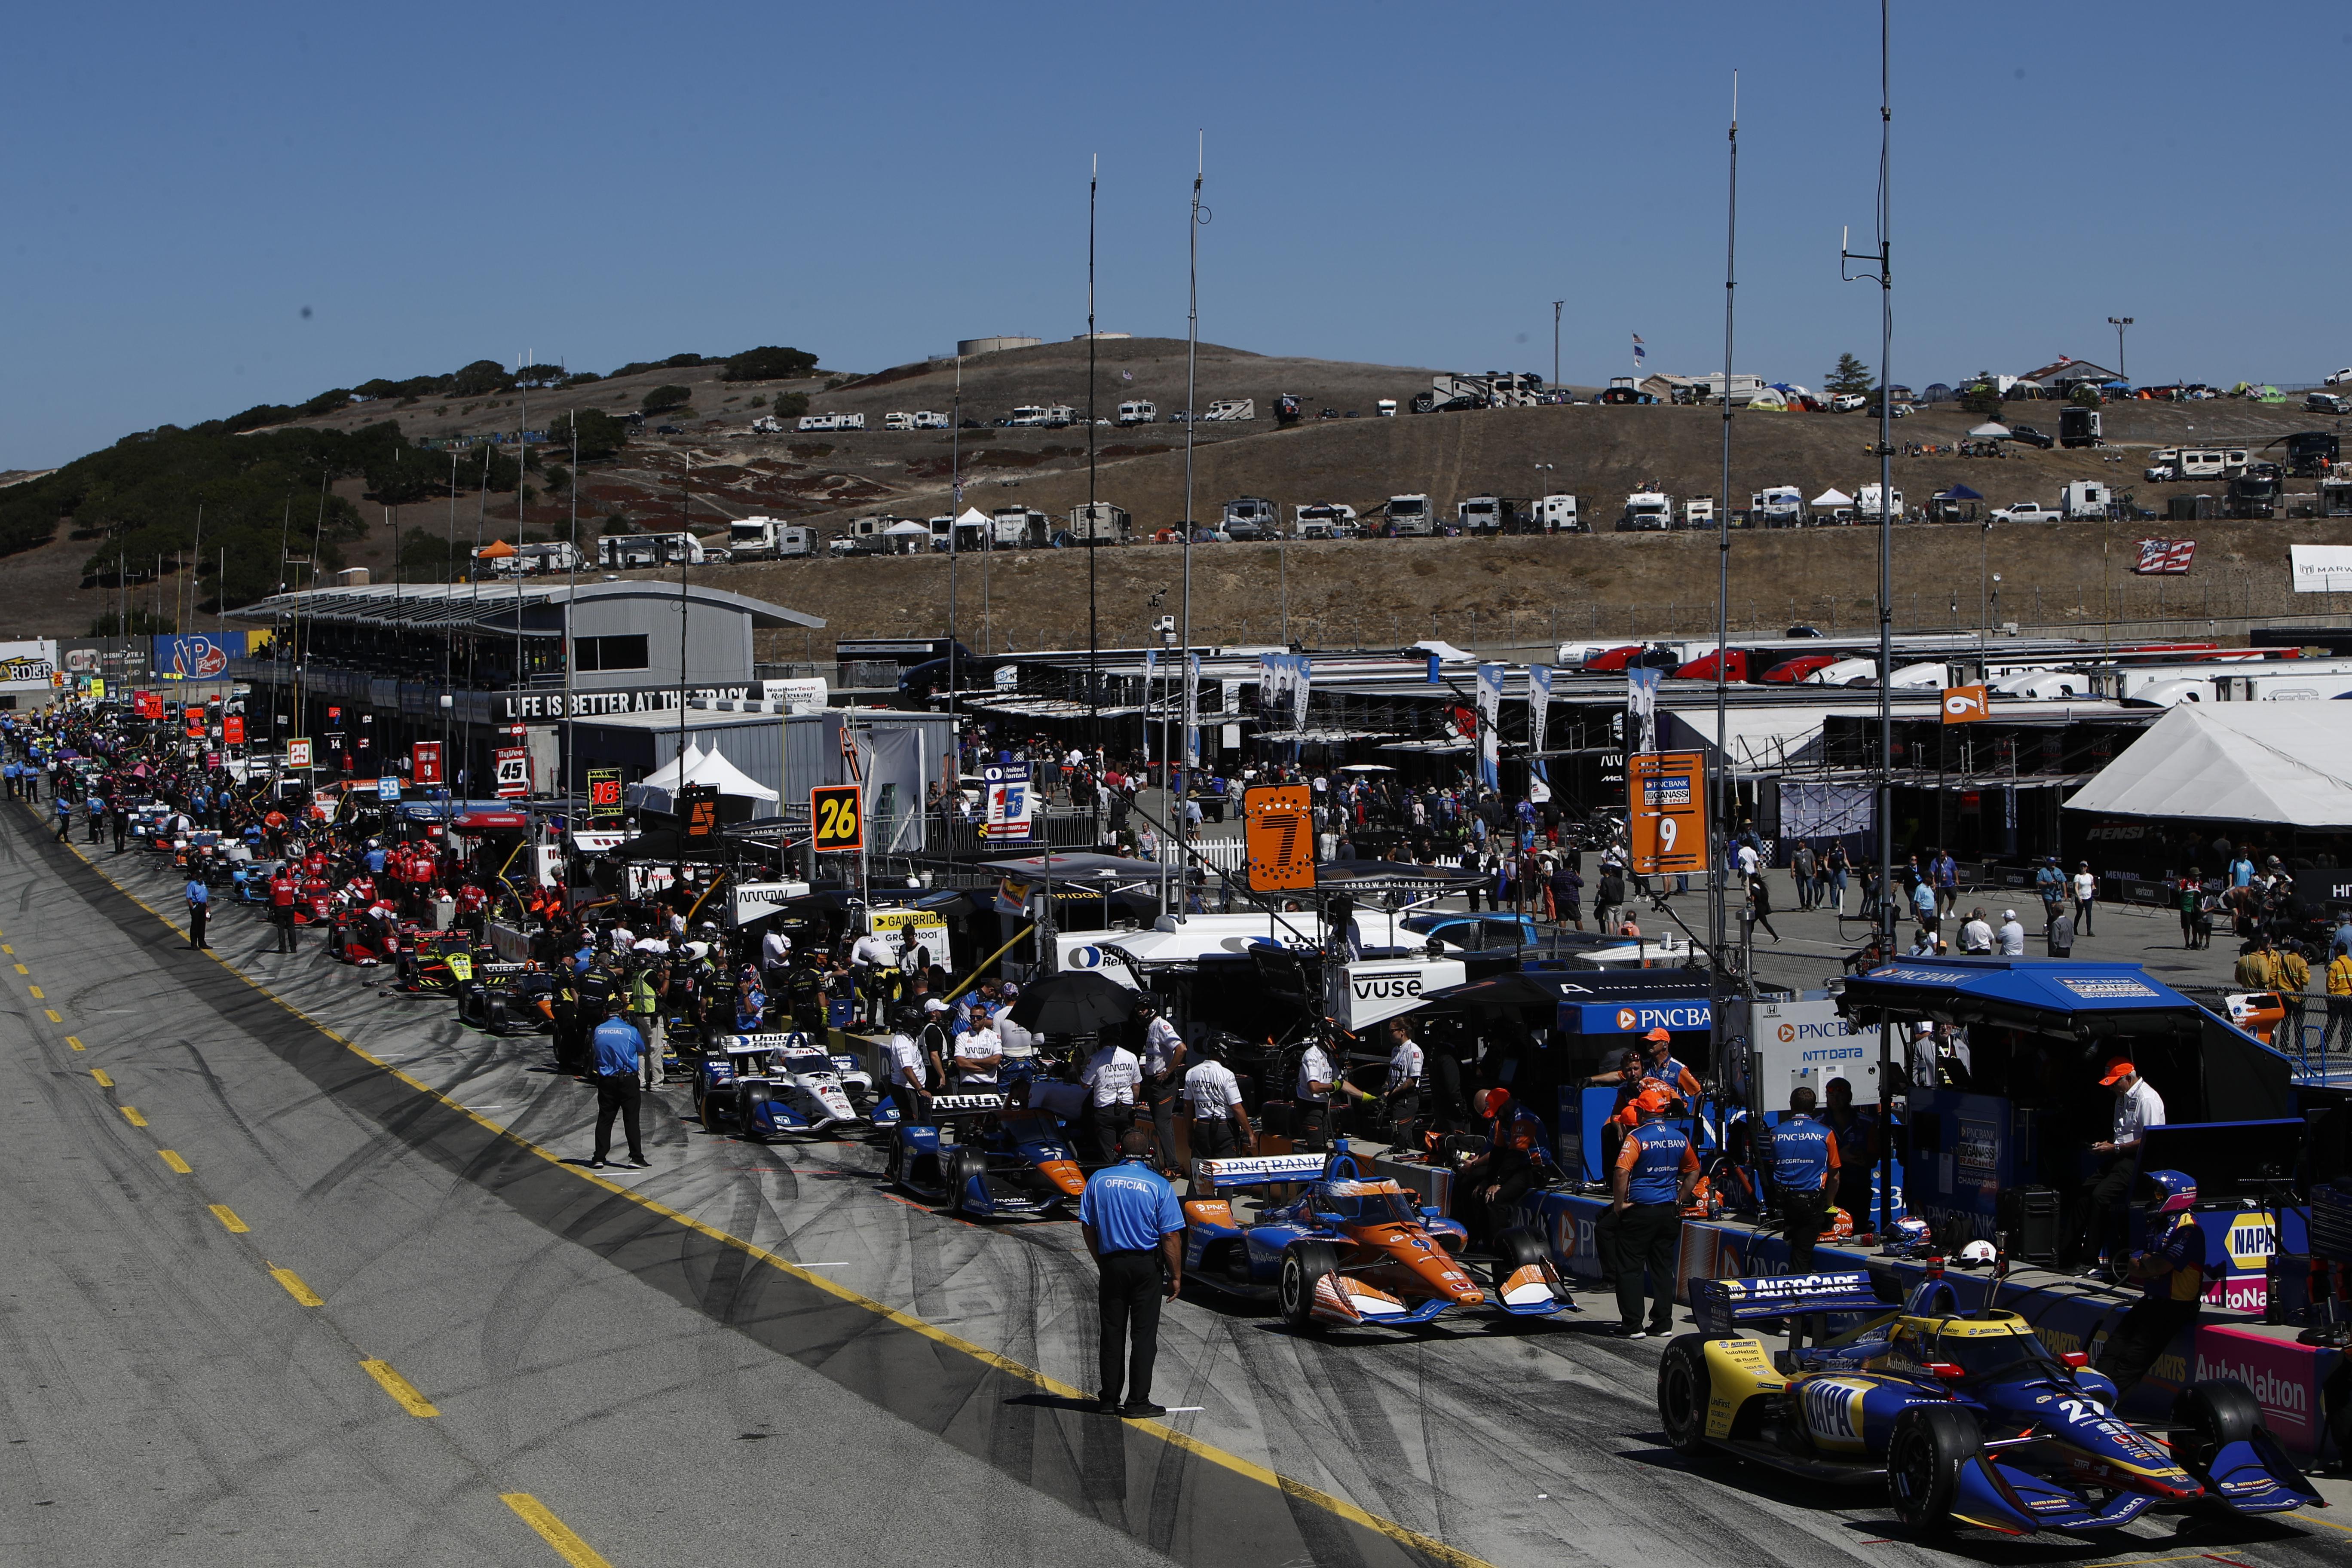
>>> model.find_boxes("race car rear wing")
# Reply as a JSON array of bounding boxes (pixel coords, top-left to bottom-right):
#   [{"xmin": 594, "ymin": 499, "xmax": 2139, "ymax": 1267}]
[
  {"xmin": 1192, "ymin": 1152, "xmax": 1328, "ymax": 1194},
  {"xmin": 723, "ymin": 1031, "xmax": 823, "ymax": 1054},
  {"xmin": 1689, "ymin": 1271, "xmax": 1887, "ymax": 1335}
]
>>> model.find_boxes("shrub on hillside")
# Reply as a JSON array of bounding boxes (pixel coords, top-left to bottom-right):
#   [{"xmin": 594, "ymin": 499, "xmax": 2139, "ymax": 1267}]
[
  {"xmin": 641, "ymin": 384, "xmax": 692, "ymax": 414},
  {"xmin": 722, "ymin": 345, "xmax": 818, "ymax": 383}
]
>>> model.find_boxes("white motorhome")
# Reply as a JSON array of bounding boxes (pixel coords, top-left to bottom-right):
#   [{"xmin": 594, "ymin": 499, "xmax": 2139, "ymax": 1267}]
[
  {"xmin": 1458, "ymin": 496, "xmax": 1504, "ymax": 533},
  {"xmin": 1292, "ymin": 502, "xmax": 1358, "ymax": 540},
  {"xmin": 1116, "ymin": 400, "xmax": 1158, "ymax": 426},
  {"xmin": 1040, "ymin": 405, "xmax": 1076, "ymax": 428},
  {"xmin": 1384, "ymin": 494, "xmax": 1435, "ymax": 536},
  {"xmin": 2062, "ymin": 480, "xmax": 2113, "ymax": 520},
  {"xmin": 727, "ymin": 516, "xmax": 815, "ymax": 559},
  {"xmin": 480, "ymin": 540, "xmax": 582, "ymax": 576},
  {"xmin": 1534, "ymin": 494, "xmax": 1582, "ymax": 533},
  {"xmin": 797, "ymin": 413, "xmax": 866, "ymax": 432},
  {"xmin": 912, "ymin": 410, "xmax": 950, "ymax": 430},
  {"xmin": 1008, "ymin": 405, "xmax": 1048, "ymax": 427},
  {"xmin": 991, "ymin": 507, "xmax": 1050, "ymax": 548},
  {"xmin": 1220, "ymin": 496, "xmax": 1279, "ymax": 541},
  {"xmin": 749, "ymin": 415, "xmax": 784, "ymax": 435},
  {"xmin": 596, "ymin": 532, "xmax": 708, "ymax": 569},
  {"xmin": 1682, "ymin": 497, "xmax": 1716, "ymax": 528},
  {"xmin": 2144, "ymin": 447, "xmax": 2249, "ymax": 482},
  {"xmin": 1065, "ymin": 502, "xmax": 1130, "ymax": 546},
  {"xmin": 830, "ymin": 516, "xmax": 891, "ymax": 556},
  {"xmin": 883, "ymin": 413, "xmax": 915, "ymax": 432},
  {"xmin": 1376, "ymin": 398, "xmax": 1398, "ymax": 417},
  {"xmin": 1616, "ymin": 490, "xmax": 1673, "ymax": 532},
  {"xmin": 1202, "ymin": 398, "xmax": 1255, "ymax": 423},
  {"xmin": 1751, "ymin": 486, "xmax": 1804, "ymax": 528},
  {"xmin": 1855, "ymin": 484, "xmax": 1903, "ymax": 520}
]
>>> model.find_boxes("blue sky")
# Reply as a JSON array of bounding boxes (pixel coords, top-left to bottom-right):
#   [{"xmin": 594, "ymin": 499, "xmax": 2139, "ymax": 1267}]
[{"xmin": 6, "ymin": 3, "xmax": 2349, "ymax": 468}]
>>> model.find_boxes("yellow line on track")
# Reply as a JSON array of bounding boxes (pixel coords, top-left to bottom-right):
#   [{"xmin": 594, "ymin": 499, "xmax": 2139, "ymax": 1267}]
[
  {"xmin": 360, "ymin": 1359, "xmax": 438, "ymax": 1418},
  {"xmin": 500, "ymin": 1494, "xmax": 613, "ymax": 1566},
  {"xmin": 269, "ymin": 1265, "xmax": 324, "ymax": 1307},
  {"xmin": 208, "ymin": 1204, "xmax": 248, "ymax": 1234},
  {"xmin": 65, "ymin": 1035, "xmax": 82, "ymax": 1050},
  {"xmin": 89, "ymin": 1068, "xmax": 111, "ymax": 1087},
  {"xmin": 158, "ymin": 1149, "xmax": 192, "ymax": 1174},
  {"xmin": 42, "ymin": 808, "xmax": 1492, "ymax": 1568},
  {"xmin": 28, "ymin": 985, "xmax": 43, "ymax": 998},
  {"xmin": 118, "ymin": 1104, "xmax": 146, "ymax": 1127},
  {"xmin": 45, "ymin": 1010, "xmax": 60, "ymax": 1023}
]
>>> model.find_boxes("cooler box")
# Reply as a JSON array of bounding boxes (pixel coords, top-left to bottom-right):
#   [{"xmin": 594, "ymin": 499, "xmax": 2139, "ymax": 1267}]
[{"xmin": 432, "ymin": 896, "xmax": 456, "ymax": 931}]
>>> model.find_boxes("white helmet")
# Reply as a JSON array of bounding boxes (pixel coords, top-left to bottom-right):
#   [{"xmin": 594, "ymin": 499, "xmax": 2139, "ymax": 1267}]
[{"xmin": 1957, "ymin": 1239, "xmax": 1997, "ymax": 1266}]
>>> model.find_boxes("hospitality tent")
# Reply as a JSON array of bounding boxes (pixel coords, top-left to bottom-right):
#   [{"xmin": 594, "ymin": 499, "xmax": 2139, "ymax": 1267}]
[
  {"xmin": 2063, "ymin": 704, "xmax": 2352, "ymax": 828},
  {"xmin": 626, "ymin": 742, "xmax": 781, "ymax": 812}
]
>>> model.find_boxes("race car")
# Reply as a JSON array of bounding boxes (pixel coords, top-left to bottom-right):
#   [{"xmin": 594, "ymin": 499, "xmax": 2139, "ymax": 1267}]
[
  {"xmin": 1183, "ymin": 1148, "xmax": 1574, "ymax": 1332},
  {"xmin": 697, "ymin": 1032, "xmax": 886, "ymax": 1140},
  {"xmin": 453, "ymin": 960, "xmax": 554, "ymax": 1033},
  {"xmin": 884, "ymin": 1092, "xmax": 1084, "ymax": 1219},
  {"xmin": 1655, "ymin": 1268, "xmax": 2324, "ymax": 1535}
]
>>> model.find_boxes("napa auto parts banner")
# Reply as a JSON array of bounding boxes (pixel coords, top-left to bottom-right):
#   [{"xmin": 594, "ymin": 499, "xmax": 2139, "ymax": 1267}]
[
  {"xmin": 0, "ymin": 640, "xmax": 60, "ymax": 694},
  {"xmin": 153, "ymin": 634, "xmax": 236, "ymax": 680}
]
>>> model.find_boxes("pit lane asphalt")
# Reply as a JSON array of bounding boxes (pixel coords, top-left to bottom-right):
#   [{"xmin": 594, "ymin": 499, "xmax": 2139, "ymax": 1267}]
[{"xmin": 5, "ymin": 806, "xmax": 2344, "ymax": 1568}]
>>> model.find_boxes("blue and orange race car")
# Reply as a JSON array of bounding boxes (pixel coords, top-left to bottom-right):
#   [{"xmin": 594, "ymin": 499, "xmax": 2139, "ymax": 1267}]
[
  {"xmin": 1181, "ymin": 1148, "xmax": 1574, "ymax": 1332},
  {"xmin": 1656, "ymin": 1268, "xmax": 2324, "ymax": 1535},
  {"xmin": 885, "ymin": 1092, "xmax": 1087, "ymax": 1220}
]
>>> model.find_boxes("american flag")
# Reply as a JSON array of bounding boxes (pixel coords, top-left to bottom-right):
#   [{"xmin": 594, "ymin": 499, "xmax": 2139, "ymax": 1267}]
[
  {"xmin": 1631, "ymin": 332, "xmax": 1647, "ymax": 362},
  {"xmin": 2134, "ymin": 538, "xmax": 2195, "ymax": 574}
]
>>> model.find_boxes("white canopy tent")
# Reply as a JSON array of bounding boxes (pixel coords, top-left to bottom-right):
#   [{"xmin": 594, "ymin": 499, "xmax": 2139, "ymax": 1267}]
[
  {"xmin": 1969, "ymin": 421, "xmax": 2012, "ymax": 439},
  {"xmin": 1810, "ymin": 487, "xmax": 1853, "ymax": 508},
  {"xmin": 626, "ymin": 741, "xmax": 781, "ymax": 812},
  {"xmin": 2064, "ymin": 704, "xmax": 2352, "ymax": 827}
]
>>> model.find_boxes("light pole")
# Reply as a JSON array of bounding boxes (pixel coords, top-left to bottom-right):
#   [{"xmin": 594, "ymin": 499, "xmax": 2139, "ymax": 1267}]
[
  {"xmin": 1552, "ymin": 301, "xmax": 1563, "ymax": 389},
  {"xmin": 2107, "ymin": 316, "xmax": 2133, "ymax": 382}
]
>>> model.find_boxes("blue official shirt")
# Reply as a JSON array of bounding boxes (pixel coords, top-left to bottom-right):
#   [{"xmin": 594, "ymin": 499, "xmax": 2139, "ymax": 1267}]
[
  {"xmin": 590, "ymin": 1017, "xmax": 646, "ymax": 1077},
  {"xmin": 185, "ymin": 879, "xmax": 209, "ymax": 906},
  {"xmin": 1078, "ymin": 1157, "xmax": 1182, "ymax": 1253},
  {"xmin": 365, "ymin": 848, "xmax": 388, "ymax": 874},
  {"xmin": 1768, "ymin": 1112, "xmax": 1836, "ymax": 1190}
]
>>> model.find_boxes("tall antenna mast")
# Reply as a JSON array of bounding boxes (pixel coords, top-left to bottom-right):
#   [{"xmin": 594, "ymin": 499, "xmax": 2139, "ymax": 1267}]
[
  {"xmin": 1087, "ymin": 154, "xmax": 1100, "ymax": 766},
  {"xmin": 1841, "ymin": 0, "xmax": 1898, "ymax": 1236},
  {"xmin": 1177, "ymin": 134, "xmax": 1205, "ymax": 924},
  {"xmin": 1712, "ymin": 69, "xmax": 1737, "ymax": 1095}
]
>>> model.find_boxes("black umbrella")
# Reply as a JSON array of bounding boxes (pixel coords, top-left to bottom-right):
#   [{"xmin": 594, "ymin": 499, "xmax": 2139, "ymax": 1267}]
[{"xmin": 1009, "ymin": 970, "xmax": 1139, "ymax": 1034}]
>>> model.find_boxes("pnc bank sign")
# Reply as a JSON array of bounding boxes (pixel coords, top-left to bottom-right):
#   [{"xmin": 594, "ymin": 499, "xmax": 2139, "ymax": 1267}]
[{"xmin": 1577, "ymin": 1000, "xmax": 1711, "ymax": 1034}]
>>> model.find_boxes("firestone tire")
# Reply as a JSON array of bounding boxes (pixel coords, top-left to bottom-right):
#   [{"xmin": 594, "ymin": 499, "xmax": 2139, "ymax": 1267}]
[
  {"xmin": 1279, "ymin": 1241, "xmax": 1339, "ymax": 1334},
  {"xmin": 1886, "ymin": 1405, "xmax": 1982, "ymax": 1535},
  {"xmin": 1656, "ymin": 1335, "xmax": 1713, "ymax": 1457}
]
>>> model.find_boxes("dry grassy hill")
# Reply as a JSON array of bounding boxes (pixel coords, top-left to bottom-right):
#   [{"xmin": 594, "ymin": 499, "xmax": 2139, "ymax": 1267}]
[{"xmin": 9, "ymin": 336, "xmax": 2347, "ymax": 652}]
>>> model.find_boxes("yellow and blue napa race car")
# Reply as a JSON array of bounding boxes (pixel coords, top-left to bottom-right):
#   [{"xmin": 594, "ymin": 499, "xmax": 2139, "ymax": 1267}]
[{"xmin": 1655, "ymin": 1268, "xmax": 2323, "ymax": 1535}]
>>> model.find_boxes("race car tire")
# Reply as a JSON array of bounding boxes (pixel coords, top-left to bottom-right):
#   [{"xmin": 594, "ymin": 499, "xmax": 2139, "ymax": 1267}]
[
  {"xmin": 944, "ymin": 1147, "xmax": 984, "ymax": 1217},
  {"xmin": 2171, "ymin": 1379, "xmax": 2262, "ymax": 1479},
  {"xmin": 883, "ymin": 1134, "xmax": 904, "ymax": 1184},
  {"xmin": 1886, "ymin": 1405, "xmax": 1981, "ymax": 1534},
  {"xmin": 1490, "ymin": 1227, "xmax": 1548, "ymax": 1296},
  {"xmin": 1656, "ymin": 1335, "xmax": 1712, "ymax": 1457},
  {"xmin": 1279, "ymin": 1241, "xmax": 1339, "ymax": 1334}
]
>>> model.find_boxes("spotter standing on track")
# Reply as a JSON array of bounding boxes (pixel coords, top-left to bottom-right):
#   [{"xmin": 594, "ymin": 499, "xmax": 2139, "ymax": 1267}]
[
  {"xmin": 1079, "ymin": 1127, "xmax": 1183, "ymax": 1419},
  {"xmin": 585, "ymin": 1008, "xmax": 650, "ymax": 1171}
]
